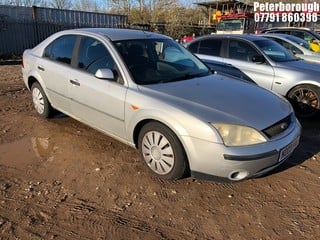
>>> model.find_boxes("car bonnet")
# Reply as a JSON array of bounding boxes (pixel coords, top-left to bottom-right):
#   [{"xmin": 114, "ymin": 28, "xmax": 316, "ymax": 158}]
[
  {"xmin": 279, "ymin": 60, "xmax": 320, "ymax": 73},
  {"xmin": 138, "ymin": 74, "xmax": 292, "ymax": 130}
]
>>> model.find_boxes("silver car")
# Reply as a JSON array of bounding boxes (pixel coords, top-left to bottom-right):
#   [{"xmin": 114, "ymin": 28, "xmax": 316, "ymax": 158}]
[
  {"xmin": 260, "ymin": 33, "xmax": 320, "ymax": 63},
  {"xmin": 186, "ymin": 34, "xmax": 320, "ymax": 118},
  {"xmin": 22, "ymin": 28, "xmax": 301, "ymax": 182}
]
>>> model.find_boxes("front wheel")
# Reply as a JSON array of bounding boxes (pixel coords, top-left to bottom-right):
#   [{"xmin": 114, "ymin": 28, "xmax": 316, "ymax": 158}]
[
  {"xmin": 138, "ymin": 122, "xmax": 188, "ymax": 180},
  {"xmin": 31, "ymin": 82, "xmax": 53, "ymax": 118},
  {"xmin": 287, "ymin": 84, "xmax": 320, "ymax": 118}
]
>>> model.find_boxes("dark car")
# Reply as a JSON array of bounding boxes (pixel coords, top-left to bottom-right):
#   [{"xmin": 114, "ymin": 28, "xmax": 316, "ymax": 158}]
[{"xmin": 202, "ymin": 59, "xmax": 256, "ymax": 84}]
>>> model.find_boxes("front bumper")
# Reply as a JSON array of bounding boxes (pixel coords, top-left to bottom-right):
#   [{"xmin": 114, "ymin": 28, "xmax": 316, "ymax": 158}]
[{"xmin": 182, "ymin": 118, "xmax": 301, "ymax": 182}]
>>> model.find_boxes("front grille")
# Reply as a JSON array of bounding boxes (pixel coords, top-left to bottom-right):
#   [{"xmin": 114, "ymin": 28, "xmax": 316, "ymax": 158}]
[{"xmin": 263, "ymin": 114, "xmax": 292, "ymax": 138}]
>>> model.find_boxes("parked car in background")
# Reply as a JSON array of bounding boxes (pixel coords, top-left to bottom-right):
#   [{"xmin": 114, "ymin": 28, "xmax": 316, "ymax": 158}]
[
  {"xmin": 202, "ymin": 59, "xmax": 256, "ymax": 84},
  {"xmin": 260, "ymin": 33, "xmax": 320, "ymax": 63},
  {"xmin": 22, "ymin": 28, "xmax": 301, "ymax": 182},
  {"xmin": 260, "ymin": 27, "xmax": 320, "ymax": 53},
  {"xmin": 186, "ymin": 34, "xmax": 320, "ymax": 118}
]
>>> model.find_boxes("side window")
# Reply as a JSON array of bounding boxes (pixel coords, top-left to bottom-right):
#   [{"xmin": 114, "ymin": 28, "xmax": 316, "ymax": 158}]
[
  {"xmin": 302, "ymin": 32, "xmax": 315, "ymax": 43},
  {"xmin": 43, "ymin": 44, "xmax": 52, "ymax": 58},
  {"xmin": 188, "ymin": 41, "xmax": 199, "ymax": 53},
  {"xmin": 44, "ymin": 35, "xmax": 76, "ymax": 64},
  {"xmin": 273, "ymin": 38, "xmax": 303, "ymax": 55},
  {"xmin": 290, "ymin": 31, "xmax": 305, "ymax": 40},
  {"xmin": 198, "ymin": 39, "xmax": 222, "ymax": 56},
  {"xmin": 228, "ymin": 40, "xmax": 259, "ymax": 62},
  {"xmin": 77, "ymin": 37, "xmax": 116, "ymax": 75}
]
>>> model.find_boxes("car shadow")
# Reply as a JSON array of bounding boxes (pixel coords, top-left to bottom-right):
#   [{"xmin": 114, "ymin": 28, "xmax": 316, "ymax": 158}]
[
  {"xmin": 260, "ymin": 114, "xmax": 320, "ymax": 177},
  {"xmin": 52, "ymin": 111, "xmax": 67, "ymax": 118}
]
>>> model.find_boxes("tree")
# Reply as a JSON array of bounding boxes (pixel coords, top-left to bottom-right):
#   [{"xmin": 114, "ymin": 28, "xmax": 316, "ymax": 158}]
[
  {"xmin": 0, "ymin": 0, "xmax": 46, "ymax": 6},
  {"xmin": 50, "ymin": 0, "xmax": 72, "ymax": 9},
  {"xmin": 73, "ymin": 0, "xmax": 106, "ymax": 12},
  {"xmin": 109, "ymin": 0, "xmax": 132, "ymax": 15}
]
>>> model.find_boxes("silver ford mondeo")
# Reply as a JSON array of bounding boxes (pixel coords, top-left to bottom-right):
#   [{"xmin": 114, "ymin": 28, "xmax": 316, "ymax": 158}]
[{"xmin": 22, "ymin": 28, "xmax": 301, "ymax": 182}]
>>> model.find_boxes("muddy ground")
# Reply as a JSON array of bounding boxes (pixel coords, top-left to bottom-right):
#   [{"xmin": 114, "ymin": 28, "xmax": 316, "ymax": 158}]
[{"xmin": 0, "ymin": 64, "xmax": 319, "ymax": 240}]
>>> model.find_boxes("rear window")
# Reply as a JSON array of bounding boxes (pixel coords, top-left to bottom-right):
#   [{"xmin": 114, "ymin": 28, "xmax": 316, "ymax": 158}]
[
  {"xmin": 198, "ymin": 39, "xmax": 222, "ymax": 56},
  {"xmin": 44, "ymin": 35, "xmax": 77, "ymax": 65}
]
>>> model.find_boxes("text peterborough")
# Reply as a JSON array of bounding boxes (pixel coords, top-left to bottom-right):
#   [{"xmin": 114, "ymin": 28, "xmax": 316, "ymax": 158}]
[{"xmin": 254, "ymin": 2, "xmax": 319, "ymax": 13}]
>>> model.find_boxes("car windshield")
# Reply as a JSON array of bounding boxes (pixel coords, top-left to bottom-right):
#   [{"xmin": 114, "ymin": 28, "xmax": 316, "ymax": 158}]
[
  {"xmin": 217, "ymin": 19, "xmax": 244, "ymax": 31},
  {"xmin": 283, "ymin": 35, "xmax": 310, "ymax": 50},
  {"xmin": 311, "ymin": 30, "xmax": 320, "ymax": 40},
  {"xmin": 253, "ymin": 39, "xmax": 298, "ymax": 62},
  {"xmin": 113, "ymin": 38, "xmax": 210, "ymax": 85}
]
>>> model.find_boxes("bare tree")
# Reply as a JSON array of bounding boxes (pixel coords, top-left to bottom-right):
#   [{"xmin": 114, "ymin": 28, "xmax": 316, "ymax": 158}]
[
  {"xmin": 50, "ymin": 0, "xmax": 72, "ymax": 9},
  {"xmin": 109, "ymin": 0, "xmax": 132, "ymax": 15},
  {"xmin": 0, "ymin": 0, "xmax": 46, "ymax": 6},
  {"xmin": 73, "ymin": 0, "xmax": 106, "ymax": 12}
]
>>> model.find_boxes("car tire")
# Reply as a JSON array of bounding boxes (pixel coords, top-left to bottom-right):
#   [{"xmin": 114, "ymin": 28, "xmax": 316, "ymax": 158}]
[
  {"xmin": 31, "ymin": 82, "xmax": 53, "ymax": 118},
  {"xmin": 138, "ymin": 121, "xmax": 188, "ymax": 180},
  {"xmin": 288, "ymin": 84, "xmax": 320, "ymax": 118}
]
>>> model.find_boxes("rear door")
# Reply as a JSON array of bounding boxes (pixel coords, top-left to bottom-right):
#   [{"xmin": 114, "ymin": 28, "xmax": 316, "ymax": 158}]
[{"xmin": 40, "ymin": 35, "xmax": 77, "ymax": 113}]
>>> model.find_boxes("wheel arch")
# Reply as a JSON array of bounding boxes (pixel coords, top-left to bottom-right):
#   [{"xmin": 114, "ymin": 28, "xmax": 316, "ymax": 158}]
[
  {"xmin": 27, "ymin": 75, "xmax": 38, "ymax": 90},
  {"xmin": 133, "ymin": 118, "xmax": 153, "ymax": 149},
  {"xmin": 133, "ymin": 118, "xmax": 191, "ymax": 178},
  {"xmin": 285, "ymin": 81, "xmax": 320, "ymax": 97},
  {"xmin": 133, "ymin": 118, "xmax": 188, "ymax": 151},
  {"xmin": 132, "ymin": 118, "xmax": 190, "ymax": 163},
  {"xmin": 26, "ymin": 74, "xmax": 54, "ymax": 107}
]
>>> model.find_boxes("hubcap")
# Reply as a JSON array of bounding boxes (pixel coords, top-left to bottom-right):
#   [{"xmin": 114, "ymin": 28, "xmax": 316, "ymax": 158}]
[
  {"xmin": 141, "ymin": 131, "xmax": 174, "ymax": 175},
  {"xmin": 32, "ymin": 87, "xmax": 45, "ymax": 114}
]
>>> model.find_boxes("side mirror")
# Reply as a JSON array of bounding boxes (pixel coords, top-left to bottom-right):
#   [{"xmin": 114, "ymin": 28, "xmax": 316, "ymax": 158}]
[
  {"xmin": 95, "ymin": 68, "xmax": 115, "ymax": 81},
  {"xmin": 251, "ymin": 55, "xmax": 265, "ymax": 63}
]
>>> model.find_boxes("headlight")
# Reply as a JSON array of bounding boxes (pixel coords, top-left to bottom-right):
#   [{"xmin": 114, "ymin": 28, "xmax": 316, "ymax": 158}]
[{"xmin": 212, "ymin": 123, "xmax": 267, "ymax": 146}]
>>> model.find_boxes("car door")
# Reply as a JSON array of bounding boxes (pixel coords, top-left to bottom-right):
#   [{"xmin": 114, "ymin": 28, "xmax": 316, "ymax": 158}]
[
  {"xmin": 40, "ymin": 35, "xmax": 77, "ymax": 113},
  {"xmin": 225, "ymin": 39, "xmax": 275, "ymax": 90},
  {"xmin": 68, "ymin": 36, "xmax": 127, "ymax": 139}
]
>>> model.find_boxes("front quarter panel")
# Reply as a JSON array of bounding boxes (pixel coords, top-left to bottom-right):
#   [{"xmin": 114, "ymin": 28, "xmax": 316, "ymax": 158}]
[
  {"xmin": 125, "ymin": 89, "xmax": 221, "ymax": 143},
  {"xmin": 124, "ymin": 89, "xmax": 223, "ymax": 168},
  {"xmin": 272, "ymin": 66, "xmax": 320, "ymax": 95}
]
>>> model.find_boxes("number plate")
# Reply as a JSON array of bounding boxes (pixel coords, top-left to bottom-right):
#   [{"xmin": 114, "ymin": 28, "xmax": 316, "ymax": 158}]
[{"xmin": 279, "ymin": 137, "xmax": 300, "ymax": 162}]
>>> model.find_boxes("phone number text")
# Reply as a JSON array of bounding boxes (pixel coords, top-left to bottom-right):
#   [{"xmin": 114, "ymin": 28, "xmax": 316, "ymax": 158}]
[{"xmin": 254, "ymin": 12, "xmax": 318, "ymax": 23}]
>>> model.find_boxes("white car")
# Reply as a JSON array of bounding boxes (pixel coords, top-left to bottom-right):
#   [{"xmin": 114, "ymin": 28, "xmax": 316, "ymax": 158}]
[{"xmin": 22, "ymin": 28, "xmax": 301, "ymax": 182}]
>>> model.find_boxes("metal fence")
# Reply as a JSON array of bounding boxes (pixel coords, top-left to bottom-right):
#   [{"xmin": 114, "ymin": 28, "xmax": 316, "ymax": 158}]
[{"xmin": 0, "ymin": 5, "xmax": 128, "ymax": 58}]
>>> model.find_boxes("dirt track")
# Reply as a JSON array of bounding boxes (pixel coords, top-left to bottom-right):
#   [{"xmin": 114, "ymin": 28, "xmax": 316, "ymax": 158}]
[{"xmin": 0, "ymin": 64, "xmax": 320, "ymax": 239}]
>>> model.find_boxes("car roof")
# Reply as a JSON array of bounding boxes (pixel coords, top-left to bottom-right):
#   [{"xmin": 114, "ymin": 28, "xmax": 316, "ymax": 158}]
[
  {"xmin": 192, "ymin": 34, "xmax": 267, "ymax": 42},
  {"xmin": 56, "ymin": 28, "xmax": 170, "ymax": 41},
  {"xmin": 260, "ymin": 33, "xmax": 295, "ymax": 39},
  {"xmin": 262, "ymin": 27, "xmax": 313, "ymax": 32},
  {"xmin": 260, "ymin": 33, "xmax": 307, "ymax": 42}
]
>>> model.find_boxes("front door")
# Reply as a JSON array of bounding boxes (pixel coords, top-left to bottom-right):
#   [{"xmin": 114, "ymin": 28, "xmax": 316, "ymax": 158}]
[
  {"xmin": 227, "ymin": 39, "xmax": 275, "ymax": 90},
  {"xmin": 68, "ymin": 36, "xmax": 127, "ymax": 139}
]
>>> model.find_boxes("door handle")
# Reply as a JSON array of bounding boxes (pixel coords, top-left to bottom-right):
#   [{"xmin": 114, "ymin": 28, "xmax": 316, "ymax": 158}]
[
  {"xmin": 37, "ymin": 65, "xmax": 45, "ymax": 71},
  {"xmin": 69, "ymin": 79, "xmax": 80, "ymax": 86}
]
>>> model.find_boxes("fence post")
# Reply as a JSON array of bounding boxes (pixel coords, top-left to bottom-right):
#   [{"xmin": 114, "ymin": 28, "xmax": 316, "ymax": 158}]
[{"xmin": 32, "ymin": 5, "xmax": 40, "ymax": 44}]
